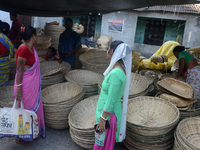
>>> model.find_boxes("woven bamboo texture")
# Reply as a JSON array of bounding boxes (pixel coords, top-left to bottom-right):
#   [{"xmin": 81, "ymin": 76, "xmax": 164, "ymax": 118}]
[
  {"xmin": 158, "ymin": 93, "xmax": 196, "ymax": 107},
  {"xmin": 0, "ymin": 86, "xmax": 14, "ymax": 108},
  {"xmin": 42, "ymin": 82, "xmax": 84, "ymax": 129},
  {"xmin": 79, "ymin": 50, "xmax": 109, "ymax": 74},
  {"xmin": 124, "ymin": 96, "xmax": 180, "ymax": 150},
  {"xmin": 160, "ymin": 73, "xmax": 186, "ymax": 82},
  {"xmin": 98, "ymin": 73, "xmax": 149, "ymax": 98},
  {"xmin": 65, "ymin": 69, "xmax": 103, "ymax": 98},
  {"xmin": 40, "ymin": 61, "xmax": 71, "ymax": 88},
  {"xmin": 68, "ymin": 95, "xmax": 99, "ymax": 149},
  {"xmin": 34, "ymin": 35, "xmax": 51, "ymax": 50},
  {"xmin": 173, "ymin": 117, "xmax": 200, "ymax": 150},
  {"xmin": 44, "ymin": 23, "xmax": 65, "ymax": 49},
  {"xmin": 75, "ymin": 47, "xmax": 89, "ymax": 69},
  {"xmin": 157, "ymin": 78, "xmax": 194, "ymax": 99}
]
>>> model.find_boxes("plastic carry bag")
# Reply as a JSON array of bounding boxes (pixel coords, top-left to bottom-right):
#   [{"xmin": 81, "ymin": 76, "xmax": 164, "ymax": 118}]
[{"xmin": 0, "ymin": 99, "xmax": 39, "ymax": 141}]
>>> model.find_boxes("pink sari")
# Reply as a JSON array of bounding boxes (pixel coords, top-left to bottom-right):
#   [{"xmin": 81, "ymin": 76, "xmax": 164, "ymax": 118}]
[{"xmin": 14, "ymin": 47, "xmax": 46, "ymax": 139}]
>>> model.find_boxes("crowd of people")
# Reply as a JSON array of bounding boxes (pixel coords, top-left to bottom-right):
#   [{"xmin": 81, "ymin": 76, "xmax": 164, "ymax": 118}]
[{"xmin": 0, "ymin": 12, "xmax": 199, "ymax": 150}]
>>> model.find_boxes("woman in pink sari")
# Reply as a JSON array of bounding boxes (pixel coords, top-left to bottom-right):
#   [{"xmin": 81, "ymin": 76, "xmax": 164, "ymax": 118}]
[{"xmin": 14, "ymin": 26, "xmax": 46, "ymax": 145}]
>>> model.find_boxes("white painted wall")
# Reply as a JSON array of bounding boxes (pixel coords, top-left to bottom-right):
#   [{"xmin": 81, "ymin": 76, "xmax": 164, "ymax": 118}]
[
  {"xmin": 32, "ymin": 17, "xmax": 63, "ymax": 29},
  {"xmin": 0, "ymin": 10, "xmax": 12, "ymax": 26},
  {"xmin": 101, "ymin": 11, "xmax": 200, "ymax": 58}
]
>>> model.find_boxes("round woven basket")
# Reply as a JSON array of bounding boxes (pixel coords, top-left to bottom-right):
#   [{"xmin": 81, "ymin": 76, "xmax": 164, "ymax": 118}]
[
  {"xmin": 34, "ymin": 35, "xmax": 51, "ymax": 50},
  {"xmin": 44, "ymin": 24, "xmax": 65, "ymax": 48},
  {"xmin": 124, "ymin": 96, "xmax": 180, "ymax": 150},
  {"xmin": 69, "ymin": 95, "xmax": 99, "ymax": 149},
  {"xmin": 98, "ymin": 73, "xmax": 149, "ymax": 98},
  {"xmin": 79, "ymin": 50, "xmax": 109, "ymax": 74},
  {"xmin": 65, "ymin": 69, "xmax": 103, "ymax": 97},
  {"xmin": 174, "ymin": 117, "xmax": 200, "ymax": 150},
  {"xmin": 42, "ymin": 82, "xmax": 84, "ymax": 129},
  {"xmin": 40, "ymin": 61, "xmax": 71, "ymax": 88},
  {"xmin": 0, "ymin": 86, "xmax": 14, "ymax": 108}
]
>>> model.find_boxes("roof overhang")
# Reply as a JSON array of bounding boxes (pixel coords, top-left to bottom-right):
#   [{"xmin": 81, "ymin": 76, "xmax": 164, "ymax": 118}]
[{"xmin": 0, "ymin": 0, "xmax": 199, "ymax": 16}]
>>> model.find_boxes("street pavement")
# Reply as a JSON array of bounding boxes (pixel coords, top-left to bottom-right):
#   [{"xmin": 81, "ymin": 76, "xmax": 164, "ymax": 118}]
[{"xmin": 0, "ymin": 126, "xmax": 128, "ymax": 150}]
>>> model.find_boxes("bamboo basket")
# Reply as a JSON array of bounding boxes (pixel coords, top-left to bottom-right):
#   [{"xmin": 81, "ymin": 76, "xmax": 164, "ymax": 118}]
[
  {"xmin": 79, "ymin": 50, "xmax": 109, "ymax": 74},
  {"xmin": 40, "ymin": 61, "xmax": 71, "ymax": 88},
  {"xmin": 42, "ymin": 82, "xmax": 84, "ymax": 129},
  {"xmin": 98, "ymin": 73, "xmax": 149, "ymax": 98},
  {"xmin": 44, "ymin": 23, "xmax": 65, "ymax": 49},
  {"xmin": 0, "ymin": 86, "xmax": 14, "ymax": 108},
  {"xmin": 65, "ymin": 69, "xmax": 103, "ymax": 98},
  {"xmin": 34, "ymin": 35, "xmax": 51, "ymax": 50},
  {"xmin": 173, "ymin": 117, "xmax": 200, "ymax": 150},
  {"xmin": 157, "ymin": 78, "xmax": 194, "ymax": 99},
  {"xmin": 124, "ymin": 96, "xmax": 180, "ymax": 150},
  {"xmin": 68, "ymin": 95, "xmax": 99, "ymax": 149}
]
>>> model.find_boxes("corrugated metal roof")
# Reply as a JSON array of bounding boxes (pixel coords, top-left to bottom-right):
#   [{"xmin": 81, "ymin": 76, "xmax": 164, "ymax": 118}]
[{"xmin": 134, "ymin": 4, "xmax": 200, "ymax": 14}]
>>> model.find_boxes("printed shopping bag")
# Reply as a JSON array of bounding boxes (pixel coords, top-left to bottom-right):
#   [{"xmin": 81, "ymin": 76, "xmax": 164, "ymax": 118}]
[{"xmin": 0, "ymin": 99, "xmax": 39, "ymax": 141}]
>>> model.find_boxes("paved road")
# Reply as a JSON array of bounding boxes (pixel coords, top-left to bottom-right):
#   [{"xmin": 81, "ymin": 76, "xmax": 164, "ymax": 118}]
[{"xmin": 0, "ymin": 127, "xmax": 128, "ymax": 150}]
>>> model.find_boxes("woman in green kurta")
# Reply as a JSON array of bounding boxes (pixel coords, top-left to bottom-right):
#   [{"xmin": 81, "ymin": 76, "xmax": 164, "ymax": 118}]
[{"xmin": 94, "ymin": 41, "xmax": 132, "ymax": 150}]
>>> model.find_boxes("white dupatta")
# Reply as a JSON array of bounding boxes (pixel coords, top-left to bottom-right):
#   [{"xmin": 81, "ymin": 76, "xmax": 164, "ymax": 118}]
[{"xmin": 103, "ymin": 43, "xmax": 132, "ymax": 142}]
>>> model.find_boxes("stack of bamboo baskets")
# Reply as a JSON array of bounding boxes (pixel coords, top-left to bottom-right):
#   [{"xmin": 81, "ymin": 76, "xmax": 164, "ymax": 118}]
[
  {"xmin": 174, "ymin": 117, "xmax": 200, "ymax": 150},
  {"xmin": 44, "ymin": 22, "xmax": 65, "ymax": 49},
  {"xmin": 34, "ymin": 35, "xmax": 51, "ymax": 58},
  {"xmin": 65, "ymin": 70, "xmax": 103, "ymax": 98},
  {"xmin": 75, "ymin": 46, "xmax": 89, "ymax": 69},
  {"xmin": 40, "ymin": 61, "xmax": 71, "ymax": 88},
  {"xmin": 156, "ymin": 78, "xmax": 199, "ymax": 120},
  {"xmin": 42, "ymin": 82, "xmax": 85, "ymax": 129},
  {"xmin": 69, "ymin": 95, "xmax": 99, "ymax": 149},
  {"xmin": 79, "ymin": 50, "xmax": 109, "ymax": 74},
  {"xmin": 124, "ymin": 96, "xmax": 180, "ymax": 150}
]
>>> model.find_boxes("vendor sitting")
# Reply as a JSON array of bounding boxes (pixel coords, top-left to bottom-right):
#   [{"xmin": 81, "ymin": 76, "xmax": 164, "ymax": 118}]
[{"xmin": 45, "ymin": 47, "xmax": 59, "ymax": 61}]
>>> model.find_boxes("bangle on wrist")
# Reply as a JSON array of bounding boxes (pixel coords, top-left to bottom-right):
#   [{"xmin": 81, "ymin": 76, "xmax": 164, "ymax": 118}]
[
  {"xmin": 16, "ymin": 83, "xmax": 22, "ymax": 87},
  {"xmin": 100, "ymin": 118, "xmax": 106, "ymax": 123},
  {"xmin": 101, "ymin": 115, "xmax": 107, "ymax": 121}
]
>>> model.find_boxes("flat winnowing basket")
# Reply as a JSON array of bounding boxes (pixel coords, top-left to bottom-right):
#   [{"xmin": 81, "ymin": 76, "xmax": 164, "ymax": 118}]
[
  {"xmin": 158, "ymin": 93, "xmax": 196, "ymax": 107},
  {"xmin": 0, "ymin": 86, "xmax": 14, "ymax": 108},
  {"xmin": 157, "ymin": 78, "xmax": 194, "ymax": 99},
  {"xmin": 40, "ymin": 61, "xmax": 71, "ymax": 77},
  {"xmin": 79, "ymin": 50, "xmax": 109, "ymax": 74},
  {"xmin": 176, "ymin": 117, "xmax": 200, "ymax": 149},
  {"xmin": 68, "ymin": 95, "xmax": 99, "ymax": 130},
  {"xmin": 42, "ymin": 82, "xmax": 84, "ymax": 104},
  {"xmin": 65, "ymin": 69, "xmax": 103, "ymax": 86},
  {"xmin": 127, "ymin": 96, "xmax": 180, "ymax": 129}
]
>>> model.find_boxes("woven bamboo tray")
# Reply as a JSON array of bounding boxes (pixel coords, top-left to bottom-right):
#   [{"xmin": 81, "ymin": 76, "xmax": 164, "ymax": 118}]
[
  {"xmin": 40, "ymin": 61, "xmax": 71, "ymax": 88},
  {"xmin": 79, "ymin": 50, "xmax": 109, "ymax": 74},
  {"xmin": 65, "ymin": 69, "xmax": 103, "ymax": 96},
  {"xmin": 157, "ymin": 93, "xmax": 196, "ymax": 107},
  {"xmin": 157, "ymin": 78, "xmax": 194, "ymax": 99},
  {"xmin": 127, "ymin": 96, "xmax": 180, "ymax": 132},
  {"xmin": 42, "ymin": 82, "xmax": 84, "ymax": 104},
  {"xmin": 68, "ymin": 95, "xmax": 99, "ymax": 130},
  {"xmin": 0, "ymin": 86, "xmax": 14, "ymax": 108},
  {"xmin": 174, "ymin": 117, "xmax": 200, "ymax": 150}
]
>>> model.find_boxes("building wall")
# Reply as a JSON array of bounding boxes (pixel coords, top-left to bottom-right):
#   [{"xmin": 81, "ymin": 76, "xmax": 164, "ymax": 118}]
[
  {"xmin": 0, "ymin": 10, "xmax": 12, "ymax": 26},
  {"xmin": 32, "ymin": 17, "xmax": 63, "ymax": 28},
  {"xmin": 101, "ymin": 11, "xmax": 200, "ymax": 58}
]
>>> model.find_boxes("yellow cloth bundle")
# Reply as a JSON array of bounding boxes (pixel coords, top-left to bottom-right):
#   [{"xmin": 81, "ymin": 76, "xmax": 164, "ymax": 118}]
[{"xmin": 138, "ymin": 41, "xmax": 180, "ymax": 71}]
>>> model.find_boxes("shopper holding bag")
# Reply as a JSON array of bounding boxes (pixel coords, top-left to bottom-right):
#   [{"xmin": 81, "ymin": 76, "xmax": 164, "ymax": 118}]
[{"xmin": 14, "ymin": 25, "xmax": 46, "ymax": 145}]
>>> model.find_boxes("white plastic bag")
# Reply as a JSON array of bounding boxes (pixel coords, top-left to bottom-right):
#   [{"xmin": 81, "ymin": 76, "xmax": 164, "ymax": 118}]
[{"xmin": 0, "ymin": 99, "xmax": 39, "ymax": 141}]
